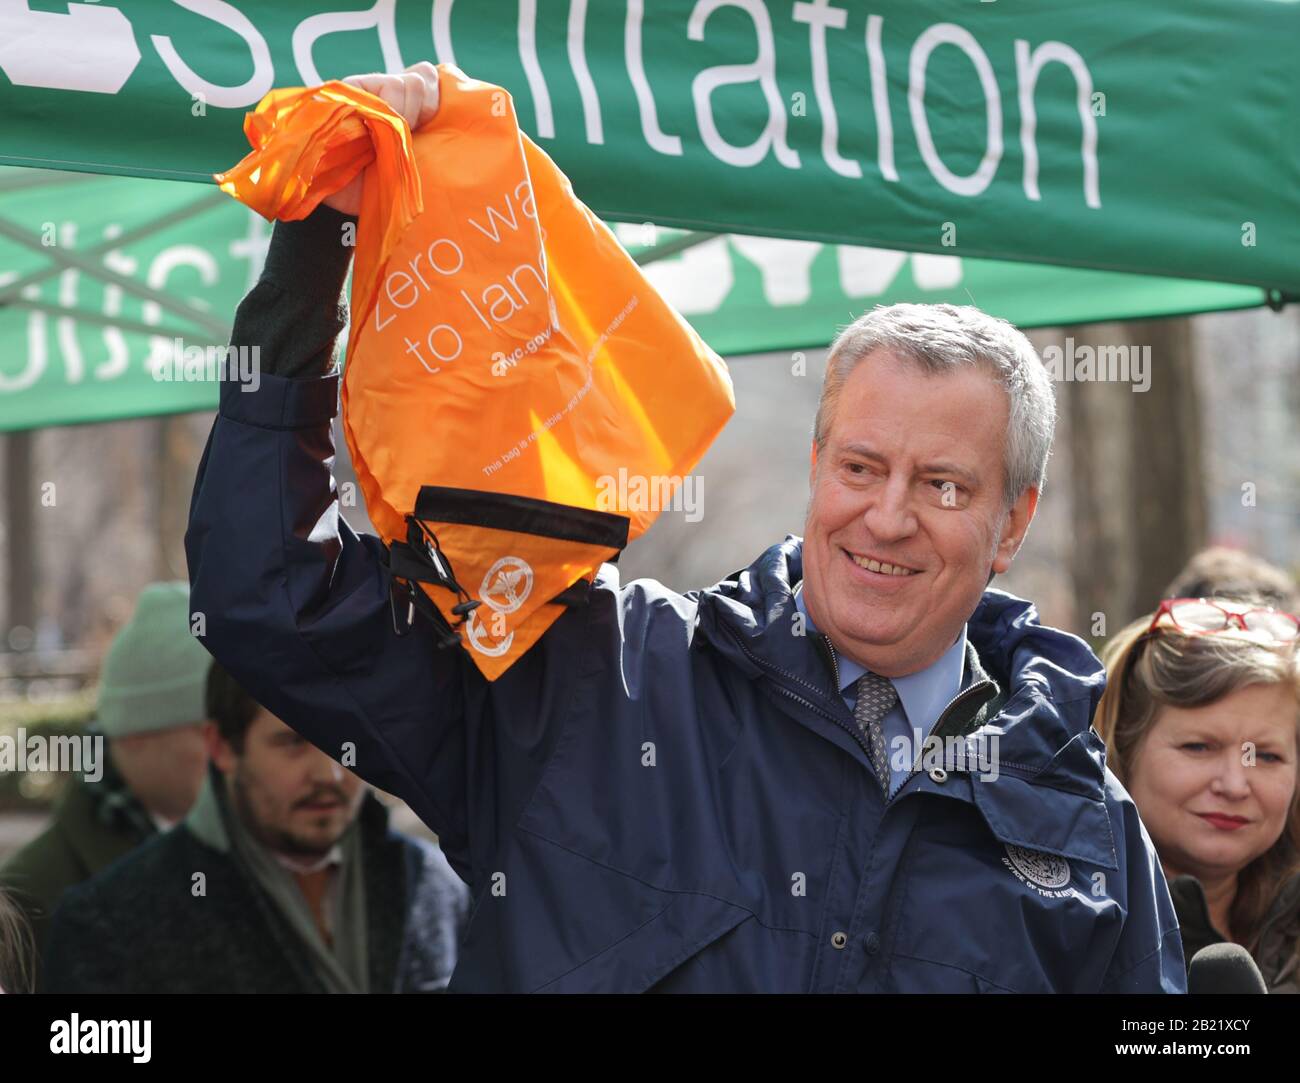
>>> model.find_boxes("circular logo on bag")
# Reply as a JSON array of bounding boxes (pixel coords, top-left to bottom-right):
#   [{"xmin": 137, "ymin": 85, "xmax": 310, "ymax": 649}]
[
  {"xmin": 480, "ymin": 557, "xmax": 533, "ymax": 615},
  {"xmin": 1003, "ymin": 844, "xmax": 1071, "ymax": 890},
  {"xmin": 467, "ymin": 616, "xmax": 512, "ymax": 656},
  {"xmin": 467, "ymin": 557, "xmax": 534, "ymax": 656}
]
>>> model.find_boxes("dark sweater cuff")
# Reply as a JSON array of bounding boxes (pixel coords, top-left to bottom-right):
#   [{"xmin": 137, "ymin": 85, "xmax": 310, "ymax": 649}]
[
  {"xmin": 233, "ymin": 204, "xmax": 358, "ymax": 381},
  {"xmin": 262, "ymin": 204, "xmax": 358, "ymax": 294}
]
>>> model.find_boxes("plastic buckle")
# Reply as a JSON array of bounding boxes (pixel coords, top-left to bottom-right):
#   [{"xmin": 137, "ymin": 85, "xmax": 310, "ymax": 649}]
[{"xmin": 390, "ymin": 578, "xmax": 416, "ymax": 637}]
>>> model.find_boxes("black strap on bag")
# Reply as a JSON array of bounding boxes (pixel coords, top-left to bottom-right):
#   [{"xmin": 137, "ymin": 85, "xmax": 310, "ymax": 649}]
[
  {"xmin": 384, "ymin": 487, "xmax": 630, "ymax": 645},
  {"xmin": 385, "ymin": 516, "xmax": 480, "ymax": 647},
  {"xmin": 413, "ymin": 486, "xmax": 630, "ymax": 548}
]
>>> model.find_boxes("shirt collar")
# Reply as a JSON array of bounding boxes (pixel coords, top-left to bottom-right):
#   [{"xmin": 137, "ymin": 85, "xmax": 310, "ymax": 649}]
[
  {"xmin": 148, "ymin": 809, "xmax": 178, "ymax": 833},
  {"xmin": 273, "ymin": 844, "xmax": 345, "ymax": 877},
  {"xmin": 794, "ymin": 586, "xmax": 968, "ymax": 730}
]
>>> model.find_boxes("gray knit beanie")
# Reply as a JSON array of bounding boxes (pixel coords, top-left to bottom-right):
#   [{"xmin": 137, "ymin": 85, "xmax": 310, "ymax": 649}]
[{"xmin": 97, "ymin": 582, "xmax": 210, "ymax": 738}]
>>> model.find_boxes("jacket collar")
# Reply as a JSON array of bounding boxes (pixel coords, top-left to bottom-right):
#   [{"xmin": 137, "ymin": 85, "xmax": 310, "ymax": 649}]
[{"xmin": 695, "ymin": 537, "xmax": 1116, "ymax": 867}]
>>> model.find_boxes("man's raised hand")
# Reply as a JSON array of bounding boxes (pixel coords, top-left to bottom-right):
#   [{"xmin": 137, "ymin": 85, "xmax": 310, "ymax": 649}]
[{"xmin": 322, "ymin": 61, "xmax": 441, "ymax": 217}]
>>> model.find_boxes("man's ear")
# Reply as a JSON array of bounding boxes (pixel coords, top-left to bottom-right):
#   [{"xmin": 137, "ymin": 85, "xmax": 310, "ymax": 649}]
[
  {"xmin": 205, "ymin": 720, "xmax": 237, "ymax": 776},
  {"xmin": 991, "ymin": 486, "xmax": 1039, "ymax": 575},
  {"xmin": 808, "ymin": 441, "xmax": 819, "ymax": 492}
]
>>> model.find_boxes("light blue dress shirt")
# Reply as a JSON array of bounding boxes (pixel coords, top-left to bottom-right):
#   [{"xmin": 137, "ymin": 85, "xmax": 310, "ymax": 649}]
[{"xmin": 794, "ymin": 586, "xmax": 968, "ymax": 797}]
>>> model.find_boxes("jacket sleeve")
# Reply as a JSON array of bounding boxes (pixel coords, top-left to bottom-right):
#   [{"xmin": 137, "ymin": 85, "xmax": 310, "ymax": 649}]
[
  {"xmin": 185, "ymin": 208, "xmax": 474, "ymax": 877},
  {"xmin": 1099, "ymin": 797, "xmax": 1187, "ymax": 993}
]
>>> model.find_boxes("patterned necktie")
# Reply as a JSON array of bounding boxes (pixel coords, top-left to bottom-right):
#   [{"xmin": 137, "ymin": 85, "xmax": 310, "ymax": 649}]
[{"xmin": 853, "ymin": 672, "xmax": 898, "ymax": 795}]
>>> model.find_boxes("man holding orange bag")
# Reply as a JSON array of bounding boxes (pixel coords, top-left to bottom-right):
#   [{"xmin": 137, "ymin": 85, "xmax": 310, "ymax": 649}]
[{"xmin": 187, "ymin": 63, "xmax": 1184, "ymax": 993}]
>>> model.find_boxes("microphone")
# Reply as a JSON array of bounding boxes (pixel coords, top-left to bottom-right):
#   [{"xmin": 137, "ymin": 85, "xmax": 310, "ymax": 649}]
[{"xmin": 1187, "ymin": 943, "xmax": 1268, "ymax": 994}]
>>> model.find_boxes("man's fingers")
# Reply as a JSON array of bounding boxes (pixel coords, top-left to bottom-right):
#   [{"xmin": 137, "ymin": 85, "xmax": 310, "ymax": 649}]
[
  {"xmin": 340, "ymin": 72, "xmax": 405, "ymax": 122},
  {"xmin": 341, "ymin": 72, "xmax": 407, "ymax": 121},
  {"xmin": 415, "ymin": 70, "xmax": 441, "ymax": 129},
  {"xmin": 400, "ymin": 72, "xmax": 422, "ymax": 130},
  {"xmin": 341, "ymin": 72, "xmax": 386, "ymax": 96},
  {"xmin": 338, "ymin": 68, "xmax": 439, "ymax": 131},
  {"xmin": 405, "ymin": 60, "xmax": 441, "ymax": 127},
  {"xmin": 401, "ymin": 67, "xmax": 441, "ymax": 130}
]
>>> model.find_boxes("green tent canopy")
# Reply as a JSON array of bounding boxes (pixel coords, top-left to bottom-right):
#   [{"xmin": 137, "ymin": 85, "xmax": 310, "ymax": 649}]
[
  {"xmin": 0, "ymin": 0, "xmax": 1295, "ymax": 430},
  {"xmin": 0, "ymin": 168, "xmax": 1266, "ymax": 431}
]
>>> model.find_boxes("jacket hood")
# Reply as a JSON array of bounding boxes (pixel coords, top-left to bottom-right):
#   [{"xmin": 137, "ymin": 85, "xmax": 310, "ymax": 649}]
[{"xmin": 694, "ymin": 536, "xmax": 1111, "ymax": 809}]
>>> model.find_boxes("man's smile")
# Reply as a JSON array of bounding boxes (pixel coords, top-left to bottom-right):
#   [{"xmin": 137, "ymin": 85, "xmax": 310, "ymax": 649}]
[{"xmin": 843, "ymin": 546, "xmax": 922, "ymax": 577}]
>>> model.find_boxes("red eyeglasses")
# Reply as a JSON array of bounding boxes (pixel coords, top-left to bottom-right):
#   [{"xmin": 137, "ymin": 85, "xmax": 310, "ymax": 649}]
[{"xmin": 1147, "ymin": 597, "xmax": 1300, "ymax": 643}]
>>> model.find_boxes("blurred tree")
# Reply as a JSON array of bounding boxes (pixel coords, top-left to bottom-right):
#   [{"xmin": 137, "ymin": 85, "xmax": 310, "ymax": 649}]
[
  {"xmin": 1065, "ymin": 318, "xmax": 1206, "ymax": 638},
  {"xmin": 4, "ymin": 431, "xmax": 35, "ymax": 648},
  {"xmin": 155, "ymin": 416, "xmax": 203, "ymax": 581}
]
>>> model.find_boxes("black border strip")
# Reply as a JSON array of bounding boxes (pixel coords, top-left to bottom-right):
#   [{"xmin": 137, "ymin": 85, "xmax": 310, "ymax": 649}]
[{"xmin": 414, "ymin": 486, "xmax": 630, "ymax": 549}]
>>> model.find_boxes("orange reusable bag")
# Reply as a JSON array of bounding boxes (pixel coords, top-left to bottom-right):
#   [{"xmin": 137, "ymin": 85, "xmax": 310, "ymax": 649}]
[{"xmin": 215, "ymin": 65, "xmax": 734, "ymax": 680}]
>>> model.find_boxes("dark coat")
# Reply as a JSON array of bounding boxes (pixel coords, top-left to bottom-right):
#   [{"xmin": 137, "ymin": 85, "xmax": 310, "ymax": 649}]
[
  {"xmin": 1170, "ymin": 872, "xmax": 1300, "ymax": 993},
  {"xmin": 0, "ymin": 745, "xmax": 154, "ymax": 984},
  {"xmin": 41, "ymin": 791, "xmax": 468, "ymax": 993}
]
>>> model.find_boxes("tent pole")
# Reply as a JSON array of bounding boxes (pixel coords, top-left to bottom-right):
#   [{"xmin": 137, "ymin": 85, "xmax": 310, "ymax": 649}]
[
  {"xmin": 0, "ymin": 191, "xmax": 229, "ymax": 305},
  {"xmin": 0, "ymin": 297, "xmax": 223, "ymax": 343},
  {"xmin": 633, "ymin": 231, "xmax": 719, "ymax": 267},
  {"xmin": 0, "ymin": 215, "xmax": 230, "ymax": 339}
]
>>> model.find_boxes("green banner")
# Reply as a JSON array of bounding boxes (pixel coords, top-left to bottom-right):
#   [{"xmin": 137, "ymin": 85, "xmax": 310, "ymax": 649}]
[
  {"xmin": 622, "ymin": 226, "xmax": 1263, "ymax": 359},
  {"xmin": 0, "ymin": 168, "xmax": 1263, "ymax": 433},
  {"xmin": 0, "ymin": 170, "xmax": 258, "ymax": 431},
  {"xmin": 1, "ymin": 1, "xmax": 1297, "ymax": 295}
]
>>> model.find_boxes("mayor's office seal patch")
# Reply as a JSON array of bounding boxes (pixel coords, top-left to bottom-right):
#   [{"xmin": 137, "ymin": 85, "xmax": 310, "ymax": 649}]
[{"xmin": 1002, "ymin": 843, "xmax": 1072, "ymax": 892}]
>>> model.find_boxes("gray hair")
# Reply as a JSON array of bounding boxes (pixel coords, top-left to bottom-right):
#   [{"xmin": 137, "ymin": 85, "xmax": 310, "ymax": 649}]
[{"xmin": 813, "ymin": 303, "xmax": 1056, "ymax": 508}]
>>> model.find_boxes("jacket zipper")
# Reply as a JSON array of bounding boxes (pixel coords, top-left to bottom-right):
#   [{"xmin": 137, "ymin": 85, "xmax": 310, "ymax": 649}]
[
  {"xmin": 915, "ymin": 679, "xmax": 998, "ymax": 750},
  {"xmin": 725, "ymin": 624, "xmax": 995, "ymax": 797},
  {"xmin": 826, "ymin": 637, "xmax": 996, "ymax": 788},
  {"xmin": 725, "ymin": 626, "xmax": 872, "ymax": 757}
]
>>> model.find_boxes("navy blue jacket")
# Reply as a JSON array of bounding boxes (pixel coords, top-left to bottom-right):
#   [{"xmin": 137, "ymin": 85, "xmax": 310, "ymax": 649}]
[{"xmin": 186, "ymin": 363, "xmax": 1185, "ymax": 992}]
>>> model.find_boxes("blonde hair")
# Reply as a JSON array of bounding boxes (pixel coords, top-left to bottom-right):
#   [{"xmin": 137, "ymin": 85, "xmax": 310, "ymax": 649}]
[
  {"xmin": 0, "ymin": 889, "xmax": 34, "ymax": 994},
  {"xmin": 1094, "ymin": 616, "xmax": 1300, "ymax": 952}
]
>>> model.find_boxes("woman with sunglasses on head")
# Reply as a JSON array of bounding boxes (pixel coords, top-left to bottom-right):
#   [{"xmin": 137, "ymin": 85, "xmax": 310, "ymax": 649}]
[{"xmin": 1093, "ymin": 597, "xmax": 1300, "ymax": 992}]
